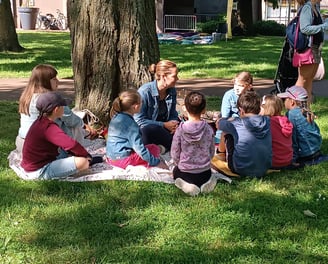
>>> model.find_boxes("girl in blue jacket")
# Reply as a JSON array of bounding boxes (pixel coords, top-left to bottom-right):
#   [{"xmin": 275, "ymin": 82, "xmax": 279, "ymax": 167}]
[{"xmin": 106, "ymin": 89, "xmax": 166, "ymax": 169}]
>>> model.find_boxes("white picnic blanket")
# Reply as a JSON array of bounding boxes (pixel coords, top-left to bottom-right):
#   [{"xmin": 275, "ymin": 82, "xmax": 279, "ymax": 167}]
[
  {"xmin": 7, "ymin": 139, "xmax": 175, "ymax": 184},
  {"xmin": 8, "ymin": 138, "xmax": 232, "ymax": 184}
]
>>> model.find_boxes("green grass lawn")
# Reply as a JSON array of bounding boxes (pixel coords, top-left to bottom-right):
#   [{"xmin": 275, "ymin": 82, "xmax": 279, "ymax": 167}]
[
  {"xmin": 4, "ymin": 31, "xmax": 328, "ymax": 80},
  {"xmin": 1, "ymin": 32, "xmax": 328, "ymax": 263}
]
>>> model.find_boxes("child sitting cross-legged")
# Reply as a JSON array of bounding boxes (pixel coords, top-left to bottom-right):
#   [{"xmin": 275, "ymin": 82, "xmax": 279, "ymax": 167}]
[
  {"xmin": 106, "ymin": 89, "xmax": 167, "ymax": 169},
  {"xmin": 171, "ymin": 91, "xmax": 216, "ymax": 196},
  {"xmin": 277, "ymin": 86, "xmax": 325, "ymax": 165},
  {"xmin": 260, "ymin": 94, "xmax": 296, "ymax": 169},
  {"xmin": 21, "ymin": 92, "xmax": 98, "ymax": 180},
  {"xmin": 217, "ymin": 90, "xmax": 272, "ymax": 178}
]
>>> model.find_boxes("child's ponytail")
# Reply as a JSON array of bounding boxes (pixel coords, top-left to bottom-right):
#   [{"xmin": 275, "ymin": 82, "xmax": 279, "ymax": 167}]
[
  {"xmin": 110, "ymin": 89, "xmax": 140, "ymax": 119},
  {"xmin": 300, "ymin": 101, "xmax": 316, "ymax": 123}
]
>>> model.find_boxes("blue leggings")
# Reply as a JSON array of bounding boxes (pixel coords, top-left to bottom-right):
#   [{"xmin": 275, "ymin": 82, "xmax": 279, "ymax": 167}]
[{"xmin": 140, "ymin": 124, "xmax": 173, "ymax": 150}]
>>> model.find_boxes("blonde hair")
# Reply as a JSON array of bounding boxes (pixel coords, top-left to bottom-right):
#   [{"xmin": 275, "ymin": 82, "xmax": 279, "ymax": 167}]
[
  {"xmin": 149, "ymin": 60, "xmax": 177, "ymax": 80},
  {"xmin": 233, "ymin": 71, "xmax": 253, "ymax": 87},
  {"xmin": 261, "ymin": 95, "xmax": 283, "ymax": 116},
  {"xmin": 19, "ymin": 64, "xmax": 58, "ymax": 115},
  {"xmin": 110, "ymin": 89, "xmax": 140, "ymax": 118}
]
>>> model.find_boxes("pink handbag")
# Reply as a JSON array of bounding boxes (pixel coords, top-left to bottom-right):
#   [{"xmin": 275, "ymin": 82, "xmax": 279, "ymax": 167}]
[{"xmin": 292, "ymin": 48, "xmax": 315, "ymax": 67}]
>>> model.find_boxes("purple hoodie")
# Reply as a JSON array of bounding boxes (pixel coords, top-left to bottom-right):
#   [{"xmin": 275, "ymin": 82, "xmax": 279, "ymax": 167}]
[{"xmin": 171, "ymin": 120, "xmax": 215, "ymax": 173}]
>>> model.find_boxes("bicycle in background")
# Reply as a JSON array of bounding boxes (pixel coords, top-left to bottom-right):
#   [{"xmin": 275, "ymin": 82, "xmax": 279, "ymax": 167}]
[{"xmin": 36, "ymin": 9, "xmax": 67, "ymax": 30}]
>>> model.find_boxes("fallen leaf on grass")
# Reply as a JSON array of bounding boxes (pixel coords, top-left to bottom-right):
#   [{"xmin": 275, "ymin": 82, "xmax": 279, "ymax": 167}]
[
  {"xmin": 303, "ymin": 209, "xmax": 317, "ymax": 218},
  {"xmin": 116, "ymin": 222, "xmax": 129, "ymax": 228}
]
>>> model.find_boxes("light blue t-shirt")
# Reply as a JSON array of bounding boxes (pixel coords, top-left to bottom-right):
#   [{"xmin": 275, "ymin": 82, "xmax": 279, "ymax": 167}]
[{"xmin": 220, "ymin": 88, "xmax": 239, "ymax": 118}]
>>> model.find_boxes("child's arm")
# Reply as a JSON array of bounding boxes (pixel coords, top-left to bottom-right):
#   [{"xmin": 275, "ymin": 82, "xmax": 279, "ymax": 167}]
[
  {"xmin": 170, "ymin": 124, "xmax": 182, "ymax": 165},
  {"xmin": 45, "ymin": 123, "xmax": 89, "ymax": 157},
  {"xmin": 218, "ymin": 118, "xmax": 238, "ymax": 142}
]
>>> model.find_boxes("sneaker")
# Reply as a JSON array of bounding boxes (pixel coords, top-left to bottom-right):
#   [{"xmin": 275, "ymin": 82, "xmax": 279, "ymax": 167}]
[
  {"xmin": 200, "ymin": 175, "xmax": 217, "ymax": 193},
  {"xmin": 175, "ymin": 178, "xmax": 200, "ymax": 196},
  {"xmin": 158, "ymin": 144, "xmax": 166, "ymax": 155},
  {"xmin": 89, "ymin": 156, "xmax": 104, "ymax": 166}
]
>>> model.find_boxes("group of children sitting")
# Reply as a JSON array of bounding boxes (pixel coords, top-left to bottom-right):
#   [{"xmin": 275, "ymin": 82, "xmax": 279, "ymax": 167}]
[
  {"xmin": 216, "ymin": 71, "xmax": 324, "ymax": 178},
  {"xmin": 16, "ymin": 65, "xmax": 326, "ymax": 197}
]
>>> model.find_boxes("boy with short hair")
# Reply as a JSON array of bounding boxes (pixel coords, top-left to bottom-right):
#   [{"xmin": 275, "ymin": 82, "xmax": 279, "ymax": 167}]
[
  {"xmin": 217, "ymin": 90, "xmax": 272, "ymax": 178},
  {"xmin": 21, "ymin": 92, "xmax": 97, "ymax": 180}
]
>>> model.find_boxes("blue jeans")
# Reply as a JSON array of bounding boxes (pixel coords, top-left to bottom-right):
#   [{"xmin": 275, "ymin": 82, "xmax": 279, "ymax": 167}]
[
  {"xmin": 140, "ymin": 124, "xmax": 173, "ymax": 151},
  {"xmin": 37, "ymin": 156, "xmax": 78, "ymax": 180}
]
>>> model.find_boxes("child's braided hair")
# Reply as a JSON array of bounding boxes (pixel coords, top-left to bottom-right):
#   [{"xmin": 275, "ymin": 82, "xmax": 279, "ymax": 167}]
[{"xmin": 299, "ymin": 101, "xmax": 317, "ymax": 123}]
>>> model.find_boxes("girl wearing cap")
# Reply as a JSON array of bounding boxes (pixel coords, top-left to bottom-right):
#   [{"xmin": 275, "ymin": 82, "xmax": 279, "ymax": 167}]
[
  {"xmin": 277, "ymin": 85, "xmax": 322, "ymax": 164},
  {"xmin": 21, "ymin": 92, "xmax": 93, "ymax": 180},
  {"xmin": 134, "ymin": 60, "xmax": 180, "ymax": 153},
  {"xmin": 16, "ymin": 64, "xmax": 84, "ymax": 154}
]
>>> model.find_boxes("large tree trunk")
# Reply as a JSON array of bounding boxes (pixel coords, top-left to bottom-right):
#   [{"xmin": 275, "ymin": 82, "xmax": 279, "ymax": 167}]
[
  {"xmin": 68, "ymin": 0, "xmax": 160, "ymax": 123},
  {"xmin": 0, "ymin": 0, "xmax": 24, "ymax": 52},
  {"xmin": 238, "ymin": 0, "xmax": 254, "ymax": 35}
]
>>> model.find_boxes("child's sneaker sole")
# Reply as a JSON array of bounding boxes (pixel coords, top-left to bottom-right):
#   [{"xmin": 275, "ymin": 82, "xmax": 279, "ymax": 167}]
[
  {"xmin": 175, "ymin": 178, "xmax": 200, "ymax": 196},
  {"xmin": 200, "ymin": 175, "xmax": 217, "ymax": 193}
]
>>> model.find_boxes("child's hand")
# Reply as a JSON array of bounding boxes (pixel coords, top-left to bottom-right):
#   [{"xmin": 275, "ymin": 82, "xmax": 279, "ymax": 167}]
[
  {"xmin": 164, "ymin": 120, "xmax": 179, "ymax": 133},
  {"xmin": 216, "ymin": 118, "xmax": 222, "ymax": 130},
  {"xmin": 157, "ymin": 160, "xmax": 169, "ymax": 170}
]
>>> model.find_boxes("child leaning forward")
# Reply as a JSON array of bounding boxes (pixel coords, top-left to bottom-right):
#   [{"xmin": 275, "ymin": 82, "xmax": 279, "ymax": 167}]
[{"xmin": 217, "ymin": 90, "xmax": 272, "ymax": 178}]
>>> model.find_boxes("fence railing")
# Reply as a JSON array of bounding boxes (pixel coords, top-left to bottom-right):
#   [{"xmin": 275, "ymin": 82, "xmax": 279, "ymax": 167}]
[{"xmin": 164, "ymin": 15, "xmax": 197, "ymax": 32}]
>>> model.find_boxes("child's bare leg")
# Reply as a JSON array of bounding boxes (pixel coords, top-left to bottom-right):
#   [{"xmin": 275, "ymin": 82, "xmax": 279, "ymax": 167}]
[
  {"xmin": 218, "ymin": 132, "xmax": 226, "ymax": 152},
  {"xmin": 74, "ymin": 157, "xmax": 90, "ymax": 171}
]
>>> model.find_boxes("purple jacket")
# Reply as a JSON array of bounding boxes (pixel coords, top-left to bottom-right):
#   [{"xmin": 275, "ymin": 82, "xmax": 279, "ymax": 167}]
[{"xmin": 171, "ymin": 120, "xmax": 215, "ymax": 173}]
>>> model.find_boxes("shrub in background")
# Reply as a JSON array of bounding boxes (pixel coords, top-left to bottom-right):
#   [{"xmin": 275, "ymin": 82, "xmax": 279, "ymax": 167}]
[
  {"xmin": 196, "ymin": 20, "xmax": 218, "ymax": 34},
  {"xmin": 253, "ymin": 20, "xmax": 286, "ymax": 36}
]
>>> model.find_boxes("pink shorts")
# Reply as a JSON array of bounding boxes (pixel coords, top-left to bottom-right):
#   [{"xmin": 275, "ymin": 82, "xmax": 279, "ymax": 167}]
[{"xmin": 106, "ymin": 144, "xmax": 160, "ymax": 169}]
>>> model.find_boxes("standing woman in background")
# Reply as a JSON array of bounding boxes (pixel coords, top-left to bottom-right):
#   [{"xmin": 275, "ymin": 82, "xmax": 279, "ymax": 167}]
[
  {"xmin": 295, "ymin": 0, "xmax": 328, "ymax": 106},
  {"xmin": 134, "ymin": 60, "xmax": 180, "ymax": 152}
]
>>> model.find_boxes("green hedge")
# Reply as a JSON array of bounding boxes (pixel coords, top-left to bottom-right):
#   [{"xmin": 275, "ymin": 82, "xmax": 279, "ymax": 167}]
[{"xmin": 253, "ymin": 20, "xmax": 286, "ymax": 36}]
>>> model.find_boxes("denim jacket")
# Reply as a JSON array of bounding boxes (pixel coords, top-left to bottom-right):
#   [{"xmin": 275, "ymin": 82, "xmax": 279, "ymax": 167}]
[
  {"xmin": 106, "ymin": 112, "xmax": 160, "ymax": 166},
  {"xmin": 286, "ymin": 107, "xmax": 322, "ymax": 161},
  {"xmin": 134, "ymin": 80, "xmax": 179, "ymax": 128},
  {"xmin": 220, "ymin": 88, "xmax": 239, "ymax": 118}
]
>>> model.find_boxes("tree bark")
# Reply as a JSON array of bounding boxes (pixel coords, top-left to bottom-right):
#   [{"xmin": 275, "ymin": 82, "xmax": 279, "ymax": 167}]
[
  {"xmin": 68, "ymin": 0, "xmax": 160, "ymax": 123},
  {"xmin": 0, "ymin": 0, "xmax": 24, "ymax": 52},
  {"xmin": 238, "ymin": 0, "xmax": 279, "ymax": 36}
]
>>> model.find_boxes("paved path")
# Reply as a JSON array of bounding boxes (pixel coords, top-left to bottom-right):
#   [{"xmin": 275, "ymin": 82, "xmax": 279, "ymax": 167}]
[{"xmin": 0, "ymin": 77, "xmax": 327, "ymax": 101}]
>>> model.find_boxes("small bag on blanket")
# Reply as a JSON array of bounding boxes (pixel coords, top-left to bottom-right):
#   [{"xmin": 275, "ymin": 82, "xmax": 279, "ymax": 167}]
[{"xmin": 74, "ymin": 109, "xmax": 107, "ymax": 140}]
